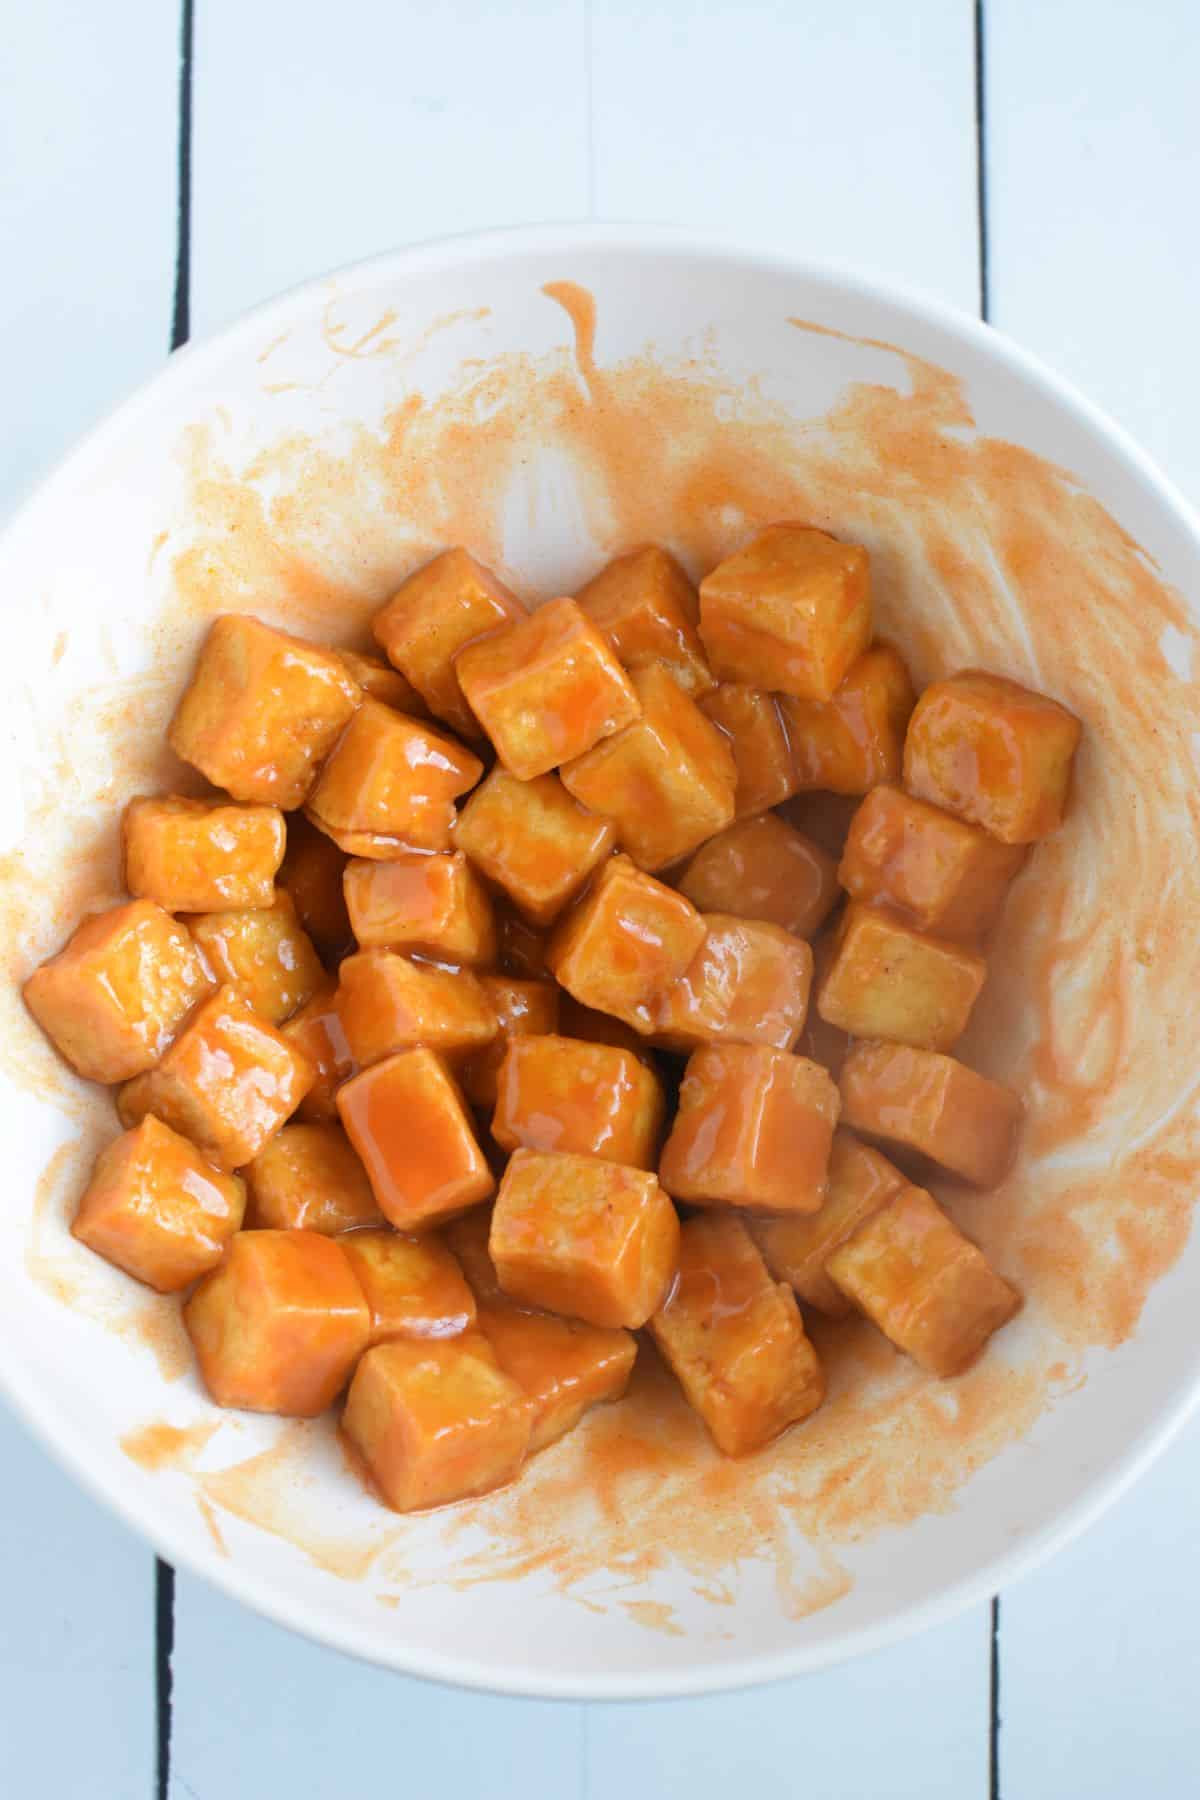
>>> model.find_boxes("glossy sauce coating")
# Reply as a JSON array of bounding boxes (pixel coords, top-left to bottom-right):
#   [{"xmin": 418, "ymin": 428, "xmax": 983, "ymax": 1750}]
[
  {"xmin": 307, "ymin": 698, "xmax": 483, "ymax": 852},
  {"xmin": 372, "ymin": 546, "xmax": 525, "ymax": 737},
  {"xmin": 815, "ymin": 901, "xmax": 987, "ymax": 1052},
  {"xmin": 839, "ymin": 1040, "xmax": 1022, "ymax": 1187},
  {"xmin": 336, "ymin": 1047, "xmax": 494, "ymax": 1227},
  {"xmin": 749, "ymin": 1129, "xmax": 907, "ymax": 1316},
  {"xmin": 283, "ymin": 981, "xmax": 358, "ymax": 1122},
  {"xmin": 653, "ymin": 913, "xmax": 813, "ymax": 1053},
  {"xmin": 244, "ymin": 1122, "xmax": 383, "ymax": 1233},
  {"xmin": 453, "ymin": 766, "xmax": 616, "ymax": 926},
  {"xmin": 782, "ymin": 640, "xmax": 915, "ymax": 795},
  {"xmin": 575, "ymin": 544, "xmax": 714, "ymax": 697},
  {"xmin": 122, "ymin": 794, "xmax": 286, "ymax": 914},
  {"xmin": 460, "ymin": 976, "xmax": 561, "ymax": 1109},
  {"xmin": 339, "ymin": 1228, "xmax": 478, "ymax": 1347},
  {"xmin": 492, "ymin": 1032, "xmax": 665, "ymax": 1170},
  {"xmin": 343, "ymin": 851, "xmax": 496, "ymax": 965},
  {"xmin": 699, "ymin": 684, "xmax": 795, "ymax": 818},
  {"xmin": 186, "ymin": 889, "xmax": 324, "ymax": 1026},
  {"xmin": 335, "ymin": 950, "xmax": 498, "ymax": 1067},
  {"xmin": 548, "ymin": 854, "xmax": 706, "ymax": 1033},
  {"xmin": 677, "ymin": 812, "xmax": 839, "ymax": 940}
]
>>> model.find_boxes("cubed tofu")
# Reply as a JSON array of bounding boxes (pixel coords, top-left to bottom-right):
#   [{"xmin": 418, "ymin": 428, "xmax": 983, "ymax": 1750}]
[
  {"xmin": 277, "ymin": 813, "xmax": 352, "ymax": 958},
  {"xmin": 492, "ymin": 1034, "xmax": 665, "ymax": 1170},
  {"xmin": 455, "ymin": 597, "xmax": 641, "ymax": 780},
  {"xmin": 169, "ymin": 615, "xmax": 361, "ymax": 808},
  {"xmin": 838, "ymin": 785, "xmax": 1026, "ymax": 942},
  {"xmin": 838, "ymin": 1040, "xmax": 1022, "ymax": 1186},
  {"xmin": 335, "ymin": 951, "xmax": 498, "ymax": 1067},
  {"xmin": 560, "ymin": 664, "xmax": 737, "ymax": 871},
  {"xmin": 187, "ymin": 890, "xmax": 325, "ymax": 1025},
  {"xmin": 453, "ymin": 767, "xmax": 616, "ymax": 926},
  {"xmin": 117, "ymin": 984, "xmax": 313, "ymax": 1169},
  {"xmin": 336, "ymin": 1048, "xmax": 494, "ymax": 1227},
  {"xmin": 556, "ymin": 995, "xmax": 654, "ymax": 1061},
  {"xmin": 123, "ymin": 795, "xmax": 286, "ymax": 913},
  {"xmin": 306, "ymin": 699, "xmax": 483, "ymax": 855},
  {"xmin": 24, "ymin": 899, "xmax": 214, "ymax": 1084},
  {"xmin": 442, "ymin": 1206, "xmax": 506, "ymax": 1303},
  {"xmin": 698, "ymin": 524, "xmax": 871, "ymax": 700},
  {"xmin": 677, "ymin": 813, "xmax": 839, "ymax": 940},
  {"xmin": 495, "ymin": 908, "xmax": 552, "ymax": 979},
  {"xmin": 460, "ymin": 976, "xmax": 560, "ymax": 1109},
  {"xmin": 244, "ymin": 1122, "xmax": 383, "ymax": 1233},
  {"xmin": 372, "ymin": 548, "xmax": 526, "ymax": 737},
  {"xmin": 490, "ymin": 1148, "xmax": 680, "ymax": 1329},
  {"xmin": 184, "ymin": 1229, "xmax": 370, "ymax": 1414},
  {"xmin": 575, "ymin": 545, "xmax": 714, "ymax": 697},
  {"xmin": 548, "ymin": 854, "xmax": 706, "ymax": 1033},
  {"xmin": 781, "ymin": 641, "xmax": 916, "ymax": 793},
  {"xmin": 815, "ymin": 902, "xmax": 987, "ymax": 1051},
  {"xmin": 343, "ymin": 851, "xmax": 496, "ymax": 965},
  {"xmin": 283, "ymin": 981, "xmax": 357, "ymax": 1121},
  {"xmin": 903, "ymin": 670, "xmax": 1083, "ymax": 844},
  {"xmin": 653, "ymin": 915, "xmax": 813, "ymax": 1053},
  {"xmin": 749, "ymin": 1130, "xmax": 907, "ymax": 1316},
  {"xmin": 827, "ymin": 1184, "xmax": 1020, "ymax": 1375},
  {"xmin": 649, "ymin": 1213, "xmax": 824, "ymax": 1456},
  {"xmin": 72, "ymin": 1115, "xmax": 245, "ymax": 1293},
  {"xmin": 476, "ymin": 1302, "xmax": 637, "ymax": 1453},
  {"xmin": 341, "ymin": 1335, "xmax": 531, "ymax": 1512},
  {"xmin": 336, "ymin": 648, "xmax": 427, "ymax": 714},
  {"xmin": 339, "ymin": 1228, "xmax": 477, "ymax": 1347},
  {"xmin": 699, "ymin": 685, "xmax": 795, "ymax": 817},
  {"xmin": 659, "ymin": 1044, "xmax": 838, "ymax": 1213}
]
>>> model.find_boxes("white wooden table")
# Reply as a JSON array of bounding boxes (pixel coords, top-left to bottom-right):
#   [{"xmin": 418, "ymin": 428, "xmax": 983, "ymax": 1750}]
[{"xmin": 3, "ymin": 3, "xmax": 1198, "ymax": 1794}]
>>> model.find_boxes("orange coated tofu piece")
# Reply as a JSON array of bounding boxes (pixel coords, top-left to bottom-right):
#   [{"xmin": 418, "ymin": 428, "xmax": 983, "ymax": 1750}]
[
  {"xmin": 699, "ymin": 685, "xmax": 795, "ymax": 817},
  {"xmin": 244, "ymin": 1122, "xmax": 383, "ymax": 1233},
  {"xmin": 184, "ymin": 1229, "xmax": 370, "ymax": 1415},
  {"xmin": 169, "ymin": 615, "xmax": 361, "ymax": 808},
  {"xmin": 24, "ymin": 899, "xmax": 214, "ymax": 1084},
  {"xmin": 838, "ymin": 1040, "xmax": 1022, "ymax": 1186},
  {"xmin": 827, "ymin": 1184, "xmax": 1020, "ymax": 1375},
  {"xmin": 816, "ymin": 902, "xmax": 987, "ymax": 1052},
  {"xmin": 575, "ymin": 545, "xmax": 714, "ymax": 697},
  {"xmin": 277, "ymin": 813, "xmax": 352, "ymax": 957},
  {"xmin": 187, "ymin": 890, "xmax": 324, "ymax": 1026},
  {"xmin": 781, "ymin": 641, "xmax": 916, "ymax": 793},
  {"xmin": 777, "ymin": 789, "xmax": 861, "ymax": 862},
  {"xmin": 653, "ymin": 915, "xmax": 813, "ymax": 1053},
  {"xmin": 838, "ymin": 786, "xmax": 1026, "ymax": 943},
  {"xmin": 492, "ymin": 1034, "xmax": 665, "ymax": 1169},
  {"xmin": 442, "ymin": 1206, "xmax": 506, "ymax": 1303},
  {"xmin": 339, "ymin": 1228, "xmax": 477, "ymax": 1347},
  {"xmin": 904, "ymin": 670, "xmax": 1083, "ymax": 844},
  {"xmin": 548, "ymin": 854, "xmax": 706, "ymax": 1033},
  {"xmin": 335, "ymin": 951, "xmax": 498, "ymax": 1067},
  {"xmin": 699, "ymin": 524, "xmax": 871, "ymax": 700},
  {"xmin": 117, "ymin": 984, "xmax": 313, "ymax": 1169},
  {"xmin": 476, "ymin": 1302, "xmax": 637, "ymax": 1453},
  {"xmin": 341, "ymin": 1335, "xmax": 531, "ymax": 1512},
  {"xmin": 337, "ymin": 1048, "xmax": 494, "ymax": 1227},
  {"xmin": 123, "ymin": 795, "xmax": 286, "ymax": 913},
  {"xmin": 453, "ymin": 767, "xmax": 616, "ymax": 926},
  {"xmin": 649, "ymin": 1213, "xmax": 824, "ymax": 1456},
  {"xmin": 72, "ymin": 1115, "xmax": 245, "ymax": 1293},
  {"xmin": 372, "ymin": 548, "xmax": 525, "ymax": 737},
  {"xmin": 659, "ymin": 1045, "xmax": 838, "ymax": 1213},
  {"xmin": 283, "ymin": 981, "xmax": 357, "ymax": 1121},
  {"xmin": 677, "ymin": 813, "xmax": 839, "ymax": 940},
  {"xmin": 749, "ymin": 1130, "xmax": 907, "ymax": 1316},
  {"xmin": 490, "ymin": 1148, "xmax": 680, "ymax": 1329},
  {"xmin": 560, "ymin": 664, "xmax": 737, "ymax": 871},
  {"xmin": 455, "ymin": 597, "xmax": 641, "ymax": 780},
  {"xmin": 460, "ymin": 976, "xmax": 560, "ymax": 1109},
  {"xmin": 307, "ymin": 699, "xmax": 483, "ymax": 856},
  {"xmin": 337, "ymin": 648, "xmax": 426, "ymax": 714},
  {"xmin": 496, "ymin": 909, "xmax": 552, "ymax": 979},
  {"xmin": 344, "ymin": 852, "xmax": 496, "ymax": 965}
]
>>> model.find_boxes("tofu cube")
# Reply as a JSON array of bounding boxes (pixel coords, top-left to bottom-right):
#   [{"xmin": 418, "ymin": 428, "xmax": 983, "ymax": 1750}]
[
  {"xmin": 653, "ymin": 915, "xmax": 813, "ymax": 1053},
  {"xmin": 460, "ymin": 976, "xmax": 560, "ymax": 1109},
  {"xmin": 839, "ymin": 785, "xmax": 1026, "ymax": 942},
  {"xmin": 781, "ymin": 640, "xmax": 916, "ymax": 794},
  {"xmin": 575, "ymin": 545, "xmax": 714, "ymax": 697},
  {"xmin": 816, "ymin": 902, "xmax": 987, "ymax": 1051},
  {"xmin": 336, "ymin": 648, "xmax": 427, "ymax": 714},
  {"xmin": 556, "ymin": 995, "xmax": 654, "ymax": 1061},
  {"xmin": 649, "ymin": 1213, "xmax": 824, "ymax": 1455},
  {"xmin": 336, "ymin": 1048, "xmax": 494, "ymax": 1227},
  {"xmin": 24, "ymin": 899, "xmax": 214, "ymax": 1084},
  {"xmin": 277, "ymin": 813, "xmax": 352, "ymax": 957},
  {"xmin": 453, "ymin": 767, "xmax": 616, "ymax": 926},
  {"xmin": 492, "ymin": 1034, "xmax": 665, "ymax": 1169},
  {"xmin": 339, "ymin": 1228, "xmax": 477, "ymax": 1347},
  {"xmin": 749, "ymin": 1130, "xmax": 907, "ymax": 1316},
  {"xmin": 496, "ymin": 908, "xmax": 552, "ymax": 979},
  {"xmin": 659, "ymin": 1044, "xmax": 838, "ymax": 1213},
  {"xmin": 455, "ymin": 597, "xmax": 641, "ymax": 780},
  {"xmin": 244, "ymin": 1122, "xmax": 383, "ymax": 1233},
  {"xmin": 169, "ymin": 615, "xmax": 361, "ymax": 808},
  {"xmin": 548, "ymin": 854, "xmax": 706, "ymax": 1033},
  {"xmin": 335, "ymin": 951, "xmax": 498, "ymax": 1067},
  {"xmin": 72, "ymin": 1115, "xmax": 246, "ymax": 1292},
  {"xmin": 341, "ymin": 1335, "xmax": 531, "ymax": 1512},
  {"xmin": 372, "ymin": 548, "xmax": 526, "ymax": 737},
  {"xmin": 307, "ymin": 699, "xmax": 483, "ymax": 855},
  {"xmin": 123, "ymin": 795, "xmax": 286, "ymax": 913},
  {"xmin": 442, "ymin": 1206, "xmax": 506, "ymax": 1304},
  {"xmin": 490, "ymin": 1148, "xmax": 680, "ymax": 1328},
  {"xmin": 838, "ymin": 1040, "xmax": 1022, "ymax": 1186},
  {"xmin": 343, "ymin": 851, "xmax": 496, "ymax": 965},
  {"xmin": 476, "ymin": 1303, "xmax": 637, "ymax": 1453},
  {"xmin": 187, "ymin": 890, "xmax": 325, "ymax": 1025},
  {"xmin": 699, "ymin": 524, "xmax": 871, "ymax": 700},
  {"xmin": 184, "ymin": 1229, "xmax": 370, "ymax": 1415},
  {"xmin": 117, "ymin": 984, "xmax": 314, "ymax": 1169},
  {"xmin": 560, "ymin": 664, "xmax": 737, "ymax": 871},
  {"xmin": 699, "ymin": 684, "xmax": 795, "ymax": 817},
  {"xmin": 282, "ymin": 981, "xmax": 357, "ymax": 1121},
  {"xmin": 677, "ymin": 813, "xmax": 839, "ymax": 940},
  {"xmin": 903, "ymin": 670, "xmax": 1083, "ymax": 843},
  {"xmin": 827, "ymin": 1184, "xmax": 1021, "ymax": 1375}
]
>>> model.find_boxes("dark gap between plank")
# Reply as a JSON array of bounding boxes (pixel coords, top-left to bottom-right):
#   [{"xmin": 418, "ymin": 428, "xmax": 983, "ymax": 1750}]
[{"xmin": 989, "ymin": 1595, "xmax": 1001, "ymax": 1799}]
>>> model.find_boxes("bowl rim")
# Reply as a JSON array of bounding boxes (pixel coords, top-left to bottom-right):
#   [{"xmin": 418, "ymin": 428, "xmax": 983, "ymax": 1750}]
[{"xmin": 5, "ymin": 219, "xmax": 1200, "ymax": 1700}]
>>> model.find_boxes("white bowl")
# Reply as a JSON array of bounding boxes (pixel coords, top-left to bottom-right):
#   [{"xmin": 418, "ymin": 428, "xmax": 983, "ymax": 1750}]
[{"xmin": 3, "ymin": 224, "xmax": 1199, "ymax": 1699}]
